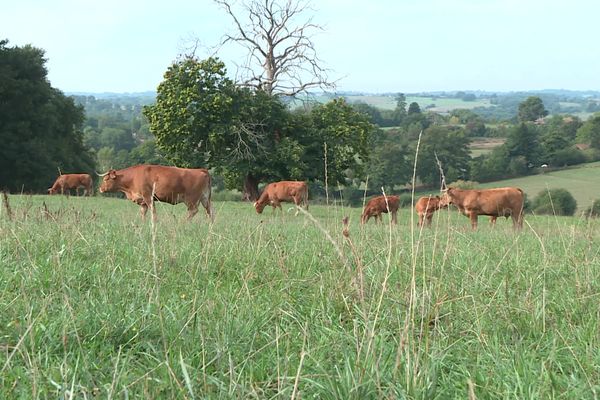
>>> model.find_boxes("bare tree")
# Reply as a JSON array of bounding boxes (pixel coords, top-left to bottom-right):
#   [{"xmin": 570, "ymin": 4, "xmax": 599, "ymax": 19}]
[{"xmin": 215, "ymin": 0, "xmax": 335, "ymax": 96}]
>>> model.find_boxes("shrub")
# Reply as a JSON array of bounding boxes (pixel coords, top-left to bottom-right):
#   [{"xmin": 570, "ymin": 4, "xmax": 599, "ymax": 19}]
[
  {"xmin": 551, "ymin": 147, "xmax": 586, "ymax": 167},
  {"xmin": 585, "ymin": 199, "xmax": 600, "ymax": 218},
  {"xmin": 531, "ymin": 188, "xmax": 577, "ymax": 216},
  {"xmin": 398, "ymin": 193, "xmax": 414, "ymax": 208},
  {"xmin": 447, "ymin": 180, "xmax": 479, "ymax": 190},
  {"xmin": 212, "ymin": 189, "xmax": 243, "ymax": 202}
]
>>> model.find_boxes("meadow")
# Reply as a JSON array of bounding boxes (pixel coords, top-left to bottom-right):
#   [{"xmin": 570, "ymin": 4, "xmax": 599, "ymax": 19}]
[{"xmin": 1, "ymin": 194, "xmax": 599, "ymax": 399}]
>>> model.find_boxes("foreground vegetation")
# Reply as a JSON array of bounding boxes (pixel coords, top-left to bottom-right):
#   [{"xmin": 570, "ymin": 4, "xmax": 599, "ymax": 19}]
[{"xmin": 1, "ymin": 195, "xmax": 599, "ymax": 398}]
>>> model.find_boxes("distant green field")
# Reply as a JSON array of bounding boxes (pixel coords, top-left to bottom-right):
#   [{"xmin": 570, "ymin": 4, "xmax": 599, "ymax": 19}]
[
  {"xmin": 343, "ymin": 95, "xmax": 491, "ymax": 112},
  {"xmin": 479, "ymin": 162, "xmax": 600, "ymax": 212}
]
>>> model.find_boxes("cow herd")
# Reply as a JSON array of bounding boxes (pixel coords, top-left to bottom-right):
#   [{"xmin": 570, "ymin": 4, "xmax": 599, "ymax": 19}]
[{"xmin": 48, "ymin": 165, "xmax": 525, "ymax": 229}]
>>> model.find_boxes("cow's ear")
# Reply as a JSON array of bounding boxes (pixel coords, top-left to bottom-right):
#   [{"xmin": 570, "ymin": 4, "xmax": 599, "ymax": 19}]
[
  {"xmin": 108, "ymin": 170, "xmax": 117, "ymax": 179},
  {"xmin": 436, "ymin": 195, "xmax": 440, "ymax": 199}
]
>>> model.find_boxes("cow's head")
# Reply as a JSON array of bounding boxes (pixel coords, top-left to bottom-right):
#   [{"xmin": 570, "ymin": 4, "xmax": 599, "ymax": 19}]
[
  {"xmin": 360, "ymin": 211, "xmax": 369, "ymax": 224},
  {"xmin": 47, "ymin": 188, "xmax": 56, "ymax": 195},
  {"xmin": 97, "ymin": 170, "xmax": 119, "ymax": 193},
  {"xmin": 254, "ymin": 201, "xmax": 266, "ymax": 214},
  {"xmin": 439, "ymin": 188, "xmax": 454, "ymax": 208}
]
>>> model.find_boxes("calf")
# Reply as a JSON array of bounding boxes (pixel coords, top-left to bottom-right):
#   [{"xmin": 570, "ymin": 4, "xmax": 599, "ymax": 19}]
[
  {"xmin": 415, "ymin": 195, "xmax": 445, "ymax": 227},
  {"xmin": 48, "ymin": 173, "xmax": 93, "ymax": 196},
  {"xmin": 361, "ymin": 195, "xmax": 400, "ymax": 224},
  {"xmin": 254, "ymin": 181, "xmax": 308, "ymax": 215}
]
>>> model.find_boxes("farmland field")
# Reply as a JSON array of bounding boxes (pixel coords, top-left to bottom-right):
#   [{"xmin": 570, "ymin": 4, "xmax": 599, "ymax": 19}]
[
  {"xmin": 1, "ymin": 194, "xmax": 599, "ymax": 398},
  {"xmin": 290, "ymin": 94, "xmax": 493, "ymax": 113},
  {"xmin": 343, "ymin": 95, "xmax": 491, "ymax": 113},
  {"xmin": 469, "ymin": 137, "xmax": 505, "ymax": 157}
]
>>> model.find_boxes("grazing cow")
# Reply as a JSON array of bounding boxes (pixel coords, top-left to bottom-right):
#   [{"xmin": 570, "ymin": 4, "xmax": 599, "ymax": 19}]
[
  {"xmin": 361, "ymin": 195, "xmax": 400, "ymax": 224},
  {"xmin": 439, "ymin": 187, "xmax": 524, "ymax": 230},
  {"xmin": 98, "ymin": 165, "xmax": 213, "ymax": 222},
  {"xmin": 415, "ymin": 195, "xmax": 446, "ymax": 227},
  {"xmin": 254, "ymin": 181, "xmax": 308, "ymax": 215},
  {"xmin": 48, "ymin": 173, "xmax": 93, "ymax": 196}
]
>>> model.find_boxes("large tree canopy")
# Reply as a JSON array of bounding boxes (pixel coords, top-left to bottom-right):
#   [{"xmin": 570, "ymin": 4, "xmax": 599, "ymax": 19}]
[
  {"xmin": 0, "ymin": 40, "xmax": 94, "ymax": 191},
  {"xmin": 518, "ymin": 96, "xmax": 548, "ymax": 122},
  {"xmin": 144, "ymin": 56, "xmax": 376, "ymax": 200},
  {"xmin": 415, "ymin": 126, "xmax": 471, "ymax": 187}
]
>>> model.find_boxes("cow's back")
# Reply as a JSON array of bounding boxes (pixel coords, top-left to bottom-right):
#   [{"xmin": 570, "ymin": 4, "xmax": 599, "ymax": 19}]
[
  {"xmin": 127, "ymin": 165, "xmax": 210, "ymax": 202},
  {"xmin": 416, "ymin": 196, "xmax": 441, "ymax": 213},
  {"xmin": 269, "ymin": 181, "xmax": 306, "ymax": 200},
  {"xmin": 367, "ymin": 195, "xmax": 399, "ymax": 212},
  {"xmin": 456, "ymin": 187, "xmax": 523, "ymax": 216}
]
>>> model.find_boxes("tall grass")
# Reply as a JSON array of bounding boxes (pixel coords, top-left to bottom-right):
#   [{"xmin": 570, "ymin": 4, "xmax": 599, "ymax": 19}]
[{"xmin": 0, "ymin": 195, "xmax": 599, "ymax": 398}]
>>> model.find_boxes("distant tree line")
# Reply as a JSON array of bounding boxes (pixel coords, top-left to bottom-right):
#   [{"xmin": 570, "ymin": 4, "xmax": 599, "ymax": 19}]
[{"xmin": 3, "ymin": 38, "xmax": 600, "ymax": 200}]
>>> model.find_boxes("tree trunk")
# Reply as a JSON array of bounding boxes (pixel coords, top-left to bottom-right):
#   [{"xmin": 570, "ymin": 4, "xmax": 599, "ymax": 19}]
[{"xmin": 242, "ymin": 173, "xmax": 260, "ymax": 201}]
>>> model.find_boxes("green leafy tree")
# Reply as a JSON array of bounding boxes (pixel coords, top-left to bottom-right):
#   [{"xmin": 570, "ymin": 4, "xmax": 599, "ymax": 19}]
[
  {"xmin": 517, "ymin": 96, "xmax": 548, "ymax": 122},
  {"xmin": 408, "ymin": 102, "xmax": 421, "ymax": 115},
  {"xmin": 365, "ymin": 142, "xmax": 410, "ymax": 192},
  {"xmin": 505, "ymin": 123, "xmax": 540, "ymax": 167},
  {"xmin": 0, "ymin": 40, "xmax": 94, "ymax": 191},
  {"xmin": 415, "ymin": 126, "xmax": 471, "ymax": 187},
  {"xmin": 145, "ymin": 57, "xmax": 376, "ymax": 199},
  {"xmin": 575, "ymin": 114, "xmax": 600, "ymax": 149},
  {"xmin": 308, "ymin": 98, "xmax": 377, "ymax": 185},
  {"xmin": 470, "ymin": 146, "xmax": 510, "ymax": 182},
  {"xmin": 390, "ymin": 93, "xmax": 407, "ymax": 125},
  {"xmin": 540, "ymin": 129, "xmax": 570, "ymax": 165}
]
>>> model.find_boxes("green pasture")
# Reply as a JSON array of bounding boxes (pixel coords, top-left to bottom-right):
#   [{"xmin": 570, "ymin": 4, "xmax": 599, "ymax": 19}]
[
  {"xmin": 1, "ymin": 194, "xmax": 599, "ymax": 398},
  {"xmin": 478, "ymin": 161, "xmax": 600, "ymax": 212}
]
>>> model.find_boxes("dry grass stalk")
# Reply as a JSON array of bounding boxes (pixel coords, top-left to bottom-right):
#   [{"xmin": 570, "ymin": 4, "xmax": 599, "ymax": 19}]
[{"xmin": 2, "ymin": 191, "xmax": 13, "ymax": 221}]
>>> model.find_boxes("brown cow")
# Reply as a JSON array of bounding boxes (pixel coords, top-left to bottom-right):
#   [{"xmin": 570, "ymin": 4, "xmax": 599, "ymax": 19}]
[
  {"xmin": 254, "ymin": 181, "xmax": 308, "ymax": 215},
  {"xmin": 439, "ymin": 187, "xmax": 524, "ymax": 229},
  {"xmin": 415, "ymin": 195, "xmax": 446, "ymax": 227},
  {"xmin": 361, "ymin": 195, "xmax": 400, "ymax": 224},
  {"xmin": 48, "ymin": 173, "xmax": 93, "ymax": 196},
  {"xmin": 98, "ymin": 165, "xmax": 213, "ymax": 222}
]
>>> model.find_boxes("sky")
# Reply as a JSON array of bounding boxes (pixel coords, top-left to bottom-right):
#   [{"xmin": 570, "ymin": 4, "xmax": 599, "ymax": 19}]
[{"xmin": 3, "ymin": 0, "xmax": 600, "ymax": 94}]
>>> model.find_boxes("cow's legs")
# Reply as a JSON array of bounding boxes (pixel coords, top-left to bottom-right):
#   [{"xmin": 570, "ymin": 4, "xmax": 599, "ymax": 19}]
[
  {"xmin": 186, "ymin": 205, "xmax": 199, "ymax": 221},
  {"xmin": 512, "ymin": 211, "xmax": 523, "ymax": 230},
  {"xmin": 426, "ymin": 213, "xmax": 433, "ymax": 227},
  {"xmin": 490, "ymin": 216, "xmax": 497, "ymax": 227},
  {"xmin": 198, "ymin": 193, "xmax": 214, "ymax": 222},
  {"xmin": 469, "ymin": 212, "xmax": 478, "ymax": 230},
  {"xmin": 143, "ymin": 195, "xmax": 156, "ymax": 221},
  {"xmin": 140, "ymin": 204, "xmax": 148, "ymax": 219},
  {"xmin": 391, "ymin": 210, "xmax": 398, "ymax": 225}
]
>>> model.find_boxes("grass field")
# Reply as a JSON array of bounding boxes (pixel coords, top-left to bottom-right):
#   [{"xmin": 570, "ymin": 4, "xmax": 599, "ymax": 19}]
[
  {"xmin": 478, "ymin": 161, "xmax": 600, "ymax": 212},
  {"xmin": 469, "ymin": 137, "xmax": 505, "ymax": 158},
  {"xmin": 1, "ymin": 194, "xmax": 599, "ymax": 398}
]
